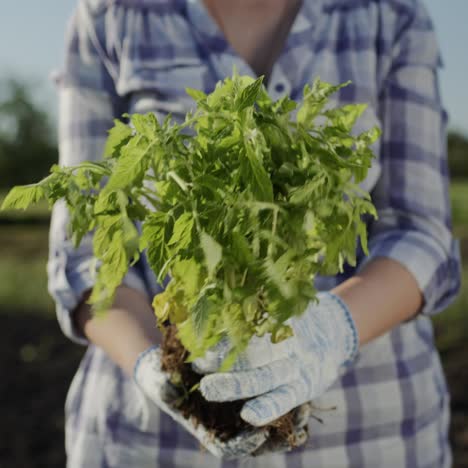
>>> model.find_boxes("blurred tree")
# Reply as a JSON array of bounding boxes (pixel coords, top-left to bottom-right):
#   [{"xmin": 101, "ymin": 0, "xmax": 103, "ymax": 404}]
[
  {"xmin": 448, "ymin": 131, "xmax": 468, "ymax": 180},
  {"xmin": 0, "ymin": 79, "xmax": 57, "ymax": 189}
]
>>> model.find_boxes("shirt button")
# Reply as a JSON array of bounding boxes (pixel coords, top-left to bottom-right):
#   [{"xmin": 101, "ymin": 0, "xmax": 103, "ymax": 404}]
[{"xmin": 275, "ymin": 82, "xmax": 286, "ymax": 93}]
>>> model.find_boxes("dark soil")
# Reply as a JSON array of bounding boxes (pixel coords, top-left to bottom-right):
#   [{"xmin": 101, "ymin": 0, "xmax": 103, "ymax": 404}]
[
  {"xmin": 1, "ymin": 310, "xmax": 467, "ymax": 467},
  {"xmin": 160, "ymin": 323, "xmax": 296, "ymax": 445},
  {"xmin": 439, "ymin": 347, "xmax": 468, "ymax": 467},
  {"xmin": 0, "ymin": 309, "xmax": 84, "ymax": 468}
]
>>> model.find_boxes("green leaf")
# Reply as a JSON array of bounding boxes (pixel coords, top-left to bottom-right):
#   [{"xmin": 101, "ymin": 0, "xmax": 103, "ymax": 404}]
[
  {"xmin": 168, "ymin": 212, "xmax": 194, "ymax": 250},
  {"xmin": 68, "ymin": 196, "xmax": 94, "ymax": 247},
  {"xmin": 105, "ymin": 137, "xmax": 152, "ymax": 191},
  {"xmin": 191, "ymin": 288, "xmax": 214, "ymax": 338},
  {"xmin": 243, "ymin": 134, "xmax": 274, "ymax": 202},
  {"xmin": 289, "ymin": 178, "xmax": 324, "ymax": 205},
  {"xmin": 1, "ymin": 71, "xmax": 380, "ymax": 365},
  {"xmin": 103, "ymin": 120, "xmax": 132, "ymax": 158},
  {"xmin": 172, "ymin": 259, "xmax": 200, "ymax": 298},
  {"xmin": 1, "ymin": 184, "xmax": 45, "ymax": 210},
  {"xmin": 357, "ymin": 126, "xmax": 381, "ymax": 146},
  {"xmin": 272, "ymin": 324, "xmax": 293, "ymax": 343},
  {"xmin": 357, "ymin": 221, "xmax": 369, "ymax": 255},
  {"xmin": 264, "ymin": 250, "xmax": 296, "ymax": 298},
  {"xmin": 177, "ymin": 313, "xmax": 222, "ymax": 362},
  {"xmin": 274, "ymin": 95, "xmax": 297, "ymax": 114},
  {"xmin": 231, "ymin": 231, "xmax": 254, "ymax": 265},
  {"xmin": 200, "ymin": 231, "xmax": 222, "ymax": 277},
  {"xmin": 94, "ymin": 190, "xmax": 119, "ymax": 216},
  {"xmin": 88, "ymin": 216, "xmax": 135, "ymax": 314},
  {"xmin": 297, "ymin": 79, "xmax": 350, "ymax": 126},
  {"xmin": 186, "ymin": 87, "xmax": 207, "ymax": 102},
  {"xmin": 131, "ymin": 113, "xmax": 159, "ymax": 139},
  {"xmin": 236, "ymin": 76, "xmax": 264, "ymax": 111},
  {"xmin": 141, "ymin": 212, "xmax": 171, "ymax": 277},
  {"xmin": 324, "ymin": 104, "xmax": 368, "ymax": 131},
  {"xmin": 121, "ymin": 216, "xmax": 140, "ymax": 261},
  {"xmin": 92, "ymin": 214, "xmax": 120, "ymax": 258}
]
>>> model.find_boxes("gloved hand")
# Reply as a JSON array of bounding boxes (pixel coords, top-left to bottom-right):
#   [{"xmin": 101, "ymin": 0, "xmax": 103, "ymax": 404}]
[
  {"xmin": 133, "ymin": 345, "xmax": 269, "ymax": 459},
  {"xmin": 195, "ymin": 292, "xmax": 358, "ymax": 428}
]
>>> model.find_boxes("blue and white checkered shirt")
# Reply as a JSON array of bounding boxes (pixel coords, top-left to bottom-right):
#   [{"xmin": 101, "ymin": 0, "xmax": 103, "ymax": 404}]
[{"xmin": 47, "ymin": 0, "xmax": 461, "ymax": 466}]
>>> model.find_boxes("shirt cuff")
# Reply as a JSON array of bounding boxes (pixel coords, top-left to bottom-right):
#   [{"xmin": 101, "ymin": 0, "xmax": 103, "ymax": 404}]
[
  {"xmin": 357, "ymin": 230, "xmax": 461, "ymax": 315},
  {"xmin": 47, "ymin": 247, "xmax": 150, "ymax": 345}
]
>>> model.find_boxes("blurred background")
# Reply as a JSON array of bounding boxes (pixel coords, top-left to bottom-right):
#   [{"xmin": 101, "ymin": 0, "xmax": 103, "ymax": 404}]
[{"xmin": 0, "ymin": 1, "xmax": 467, "ymax": 467}]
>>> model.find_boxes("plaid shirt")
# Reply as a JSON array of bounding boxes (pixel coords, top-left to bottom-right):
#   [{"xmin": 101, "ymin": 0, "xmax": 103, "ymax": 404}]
[{"xmin": 48, "ymin": 0, "xmax": 461, "ymax": 466}]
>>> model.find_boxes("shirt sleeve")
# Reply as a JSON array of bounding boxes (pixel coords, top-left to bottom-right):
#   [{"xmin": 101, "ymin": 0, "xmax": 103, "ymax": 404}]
[
  {"xmin": 47, "ymin": 1, "xmax": 150, "ymax": 345},
  {"xmin": 358, "ymin": 0, "xmax": 461, "ymax": 315}
]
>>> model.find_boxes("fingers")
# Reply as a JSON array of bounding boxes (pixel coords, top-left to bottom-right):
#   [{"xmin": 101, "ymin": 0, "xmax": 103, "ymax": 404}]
[
  {"xmin": 134, "ymin": 347, "xmax": 269, "ymax": 459},
  {"xmin": 134, "ymin": 347, "xmax": 168, "ymax": 394},
  {"xmin": 200, "ymin": 358, "xmax": 299, "ymax": 402},
  {"xmin": 212, "ymin": 428, "xmax": 269, "ymax": 459},
  {"xmin": 252, "ymin": 426, "xmax": 308, "ymax": 456},
  {"xmin": 192, "ymin": 334, "xmax": 296, "ymax": 374},
  {"xmin": 157, "ymin": 399, "xmax": 268, "ymax": 459},
  {"xmin": 248, "ymin": 403, "xmax": 311, "ymax": 456},
  {"xmin": 240, "ymin": 380, "xmax": 310, "ymax": 426},
  {"xmin": 231, "ymin": 335, "xmax": 294, "ymax": 371},
  {"xmin": 216, "ymin": 405, "xmax": 311, "ymax": 458}
]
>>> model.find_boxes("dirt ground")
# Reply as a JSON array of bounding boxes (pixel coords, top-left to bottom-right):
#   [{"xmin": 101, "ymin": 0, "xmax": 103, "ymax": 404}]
[
  {"xmin": 0, "ymin": 311, "xmax": 83, "ymax": 468},
  {"xmin": 1, "ymin": 309, "xmax": 467, "ymax": 468}
]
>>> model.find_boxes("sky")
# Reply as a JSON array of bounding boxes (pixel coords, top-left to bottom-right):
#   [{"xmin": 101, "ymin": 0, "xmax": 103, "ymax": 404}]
[{"xmin": 0, "ymin": 0, "xmax": 467, "ymax": 133}]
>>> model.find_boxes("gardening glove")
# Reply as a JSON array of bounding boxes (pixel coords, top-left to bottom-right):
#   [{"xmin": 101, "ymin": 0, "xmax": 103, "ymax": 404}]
[
  {"xmin": 133, "ymin": 346, "xmax": 268, "ymax": 459},
  {"xmin": 195, "ymin": 292, "xmax": 358, "ymax": 428}
]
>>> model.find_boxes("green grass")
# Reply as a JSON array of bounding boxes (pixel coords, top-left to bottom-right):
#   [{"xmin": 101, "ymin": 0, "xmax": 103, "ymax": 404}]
[
  {"xmin": 0, "ymin": 256, "xmax": 55, "ymax": 312},
  {"xmin": 0, "ymin": 225, "xmax": 54, "ymax": 313},
  {"xmin": 433, "ymin": 268, "xmax": 468, "ymax": 352},
  {"xmin": 0, "ymin": 225, "xmax": 49, "ymax": 257},
  {"xmin": 451, "ymin": 181, "xmax": 468, "ymax": 235},
  {"xmin": 432, "ymin": 181, "xmax": 468, "ymax": 350}
]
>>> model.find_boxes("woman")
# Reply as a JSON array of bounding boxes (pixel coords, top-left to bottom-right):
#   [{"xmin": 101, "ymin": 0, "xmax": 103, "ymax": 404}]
[{"xmin": 48, "ymin": 0, "xmax": 461, "ymax": 466}]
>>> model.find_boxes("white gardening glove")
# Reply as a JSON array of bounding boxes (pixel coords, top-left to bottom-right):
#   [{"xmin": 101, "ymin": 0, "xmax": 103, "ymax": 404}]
[
  {"xmin": 194, "ymin": 292, "xmax": 358, "ymax": 429},
  {"xmin": 133, "ymin": 346, "xmax": 269, "ymax": 459}
]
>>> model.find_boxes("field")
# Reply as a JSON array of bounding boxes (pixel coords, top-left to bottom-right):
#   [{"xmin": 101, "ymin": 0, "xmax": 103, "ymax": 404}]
[{"xmin": 0, "ymin": 183, "xmax": 467, "ymax": 467}]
